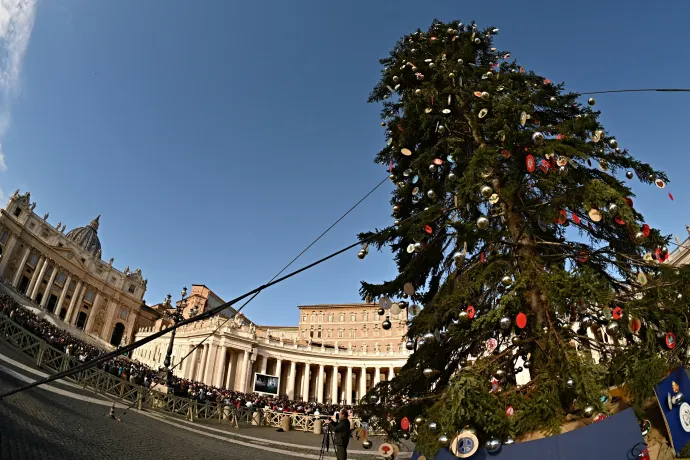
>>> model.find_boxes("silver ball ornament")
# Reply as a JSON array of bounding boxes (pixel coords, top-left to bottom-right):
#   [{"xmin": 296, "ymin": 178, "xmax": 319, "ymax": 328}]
[
  {"xmin": 448, "ymin": 172, "xmax": 457, "ymax": 180},
  {"xmin": 428, "ymin": 421, "xmax": 438, "ymax": 432},
  {"xmin": 477, "ymin": 216, "xmax": 490, "ymax": 230},
  {"xmin": 414, "ymin": 416, "xmax": 424, "ymax": 425},
  {"xmin": 423, "ymin": 332, "xmax": 435, "ymax": 343},
  {"xmin": 626, "ymin": 171, "xmax": 634, "ymax": 180},
  {"xmin": 369, "ymin": 394, "xmax": 378, "ymax": 404},
  {"xmin": 583, "ymin": 406, "xmax": 595, "ymax": 418},
  {"xmin": 458, "ymin": 310, "xmax": 470, "ymax": 323},
  {"xmin": 607, "ymin": 203, "xmax": 618, "ymax": 214},
  {"xmin": 588, "ymin": 98, "xmax": 596, "ymax": 106},
  {"xmin": 427, "ymin": 189, "xmax": 436, "ymax": 199},
  {"xmin": 480, "ymin": 185, "xmax": 493, "ymax": 198},
  {"xmin": 382, "ymin": 319, "xmax": 392, "ymax": 330},
  {"xmin": 377, "ymin": 307, "xmax": 385, "ymax": 316},
  {"xmin": 501, "ymin": 275, "xmax": 512, "ymax": 286},
  {"xmin": 532, "ymin": 132, "xmax": 545, "ymax": 144},
  {"xmin": 429, "ymin": 164, "xmax": 437, "ymax": 172},
  {"xmin": 523, "ymin": 360, "xmax": 531, "ymax": 369},
  {"xmin": 423, "ymin": 368, "xmax": 436, "ymax": 379},
  {"xmin": 438, "ymin": 434, "xmax": 450, "ymax": 446},
  {"xmin": 485, "ymin": 438, "xmax": 502, "ymax": 453},
  {"xmin": 362, "ymin": 440, "xmax": 373, "ymax": 449},
  {"xmin": 566, "ymin": 378, "xmax": 574, "ymax": 389},
  {"xmin": 406, "ymin": 339, "xmax": 415, "ymax": 350},
  {"xmin": 414, "ymin": 242, "xmax": 423, "ymax": 252},
  {"xmin": 499, "ymin": 316, "xmax": 512, "ymax": 331},
  {"xmin": 609, "ymin": 138, "xmax": 618, "ymax": 148},
  {"xmin": 605, "ymin": 321, "xmax": 619, "ymax": 335}
]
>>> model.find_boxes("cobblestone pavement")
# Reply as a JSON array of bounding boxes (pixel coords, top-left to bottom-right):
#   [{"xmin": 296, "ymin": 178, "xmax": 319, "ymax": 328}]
[{"xmin": 0, "ymin": 344, "xmax": 404, "ymax": 460}]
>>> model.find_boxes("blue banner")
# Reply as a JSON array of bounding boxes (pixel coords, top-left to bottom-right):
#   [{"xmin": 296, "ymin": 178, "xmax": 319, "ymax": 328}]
[
  {"xmin": 409, "ymin": 407, "xmax": 644, "ymax": 459},
  {"xmin": 654, "ymin": 366, "xmax": 690, "ymax": 456}
]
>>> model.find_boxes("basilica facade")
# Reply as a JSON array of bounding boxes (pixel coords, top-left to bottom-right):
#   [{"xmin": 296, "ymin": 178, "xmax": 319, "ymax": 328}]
[{"xmin": 0, "ymin": 190, "xmax": 158, "ymax": 347}]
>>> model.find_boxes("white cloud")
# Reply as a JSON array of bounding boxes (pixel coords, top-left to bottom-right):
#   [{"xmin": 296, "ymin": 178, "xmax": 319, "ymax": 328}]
[{"xmin": 0, "ymin": 0, "xmax": 38, "ymax": 173}]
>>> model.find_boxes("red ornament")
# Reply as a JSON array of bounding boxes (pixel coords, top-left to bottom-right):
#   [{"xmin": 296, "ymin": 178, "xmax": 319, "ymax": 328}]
[
  {"xmin": 614, "ymin": 216, "xmax": 626, "ymax": 225},
  {"xmin": 526, "ymin": 155, "xmax": 535, "ymax": 172},
  {"xmin": 389, "ymin": 161, "xmax": 393, "ymax": 173},
  {"xmin": 516, "ymin": 312, "xmax": 527, "ymax": 329},
  {"xmin": 669, "ymin": 193, "xmax": 674, "ymax": 201},
  {"xmin": 506, "ymin": 406, "xmax": 515, "ymax": 416},
  {"xmin": 424, "ymin": 225, "xmax": 433, "ymax": 234},
  {"xmin": 625, "ymin": 197, "xmax": 634, "ymax": 207},
  {"xmin": 401, "ymin": 417, "xmax": 410, "ymax": 431},
  {"xmin": 481, "ymin": 252, "xmax": 485, "ymax": 263},
  {"xmin": 501, "ymin": 149, "xmax": 511, "ymax": 159},
  {"xmin": 571, "ymin": 213, "xmax": 581, "ymax": 224},
  {"xmin": 433, "ymin": 158, "xmax": 443, "ymax": 165},
  {"xmin": 467, "ymin": 306, "xmax": 476, "ymax": 319},
  {"xmin": 557, "ymin": 210, "xmax": 567, "ymax": 225},
  {"xmin": 642, "ymin": 224, "xmax": 650, "ymax": 237},
  {"xmin": 612, "ymin": 306, "xmax": 623, "ymax": 320},
  {"xmin": 577, "ymin": 252, "xmax": 589, "ymax": 263},
  {"xmin": 666, "ymin": 332, "xmax": 677, "ymax": 349}
]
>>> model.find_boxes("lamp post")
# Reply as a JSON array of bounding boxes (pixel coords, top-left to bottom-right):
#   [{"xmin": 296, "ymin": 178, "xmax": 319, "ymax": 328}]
[{"xmin": 162, "ymin": 287, "xmax": 197, "ymax": 387}]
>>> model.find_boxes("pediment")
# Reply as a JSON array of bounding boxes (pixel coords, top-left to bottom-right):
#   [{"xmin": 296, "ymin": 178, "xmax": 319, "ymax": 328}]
[{"xmin": 50, "ymin": 245, "xmax": 88, "ymax": 271}]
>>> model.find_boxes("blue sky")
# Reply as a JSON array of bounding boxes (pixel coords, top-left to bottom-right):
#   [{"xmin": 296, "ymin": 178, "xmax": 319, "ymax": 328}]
[{"xmin": 0, "ymin": 0, "xmax": 689, "ymax": 326}]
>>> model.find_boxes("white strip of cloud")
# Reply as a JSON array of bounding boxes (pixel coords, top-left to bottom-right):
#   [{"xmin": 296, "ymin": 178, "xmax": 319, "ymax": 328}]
[{"xmin": 0, "ymin": 0, "xmax": 38, "ymax": 174}]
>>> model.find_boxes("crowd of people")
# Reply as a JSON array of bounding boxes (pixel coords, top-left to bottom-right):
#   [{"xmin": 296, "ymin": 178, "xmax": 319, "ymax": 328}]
[{"xmin": 0, "ymin": 294, "xmax": 356, "ymax": 418}]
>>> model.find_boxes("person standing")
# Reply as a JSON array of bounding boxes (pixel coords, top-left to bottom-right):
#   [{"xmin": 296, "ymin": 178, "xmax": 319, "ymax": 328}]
[{"xmin": 332, "ymin": 409, "xmax": 351, "ymax": 460}]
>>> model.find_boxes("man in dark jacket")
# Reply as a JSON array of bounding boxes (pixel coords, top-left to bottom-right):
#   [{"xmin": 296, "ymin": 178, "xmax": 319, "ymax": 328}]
[{"xmin": 332, "ymin": 409, "xmax": 351, "ymax": 460}]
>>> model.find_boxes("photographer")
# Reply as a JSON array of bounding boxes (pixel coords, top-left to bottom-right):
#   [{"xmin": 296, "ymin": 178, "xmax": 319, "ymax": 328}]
[{"xmin": 330, "ymin": 409, "xmax": 351, "ymax": 460}]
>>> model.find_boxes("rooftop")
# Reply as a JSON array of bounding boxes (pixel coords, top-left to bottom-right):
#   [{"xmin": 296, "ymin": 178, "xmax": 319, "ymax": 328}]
[{"xmin": 297, "ymin": 303, "xmax": 379, "ymax": 310}]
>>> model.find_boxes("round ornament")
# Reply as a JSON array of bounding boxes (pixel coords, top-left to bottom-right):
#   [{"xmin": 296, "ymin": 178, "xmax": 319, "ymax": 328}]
[
  {"xmin": 655, "ymin": 179, "xmax": 666, "ymax": 189},
  {"xmin": 362, "ymin": 440, "xmax": 373, "ymax": 449},
  {"xmin": 532, "ymin": 132, "xmax": 544, "ymax": 144},
  {"xmin": 406, "ymin": 244, "xmax": 415, "ymax": 254},
  {"xmin": 588, "ymin": 97, "xmax": 596, "ymax": 106},
  {"xmin": 516, "ymin": 312, "xmax": 527, "ymax": 329},
  {"xmin": 588, "ymin": 209, "xmax": 602, "ymax": 222},
  {"xmin": 609, "ymin": 139, "xmax": 618, "ymax": 148},
  {"xmin": 390, "ymin": 303, "xmax": 402, "ymax": 316},
  {"xmin": 478, "ymin": 108, "xmax": 489, "ymax": 118},
  {"xmin": 377, "ymin": 443, "xmax": 395, "ymax": 458},
  {"xmin": 428, "ymin": 421, "xmax": 438, "ymax": 431},
  {"xmin": 450, "ymin": 431, "xmax": 479, "ymax": 458},
  {"xmin": 403, "ymin": 282, "xmax": 415, "ymax": 296},
  {"xmin": 526, "ymin": 155, "xmax": 535, "ymax": 172},
  {"xmin": 666, "ymin": 332, "xmax": 677, "ymax": 349},
  {"xmin": 379, "ymin": 297, "xmax": 391, "ymax": 308},
  {"xmin": 405, "ymin": 339, "xmax": 414, "ymax": 350},
  {"xmin": 679, "ymin": 404, "xmax": 690, "ymax": 433},
  {"xmin": 489, "ymin": 193, "xmax": 500, "ymax": 204},
  {"xmin": 501, "ymin": 275, "xmax": 512, "ymax": 286},
  {"xmin": 485, "ymin": 438, "xmax": 501, "ymax": 453},
  {"xmin": 414, "ymin": 416, "xmax": 424, "ymax": 425},
  {"xmin": 423, "ymin": 368, "xmax": 436, "ymax": 379},
  {"xmin": 637, "ymin": 272, "xmax": 648, "ymax": 285},
  {"xmin": 626, "ymin": 171, "xmax": 634, "ymax": 180},
  {"xmin": 382, "ymin": 319, "xmax": 392, "ymax": 330},
  {"xmin": 499, "ymin": 316, "xmax": 512, "ymax": 331},
  {"xmin": 401, "ymin": 417, "xmax": 410, "ymax": 431},
  {"xmin": 477, "ymin": 216, "xmax": 490, "ymax": 230},
  {"xmin": 439, "ymin": 434, "xmax": 450, "ymax": 446},
  {"xmin": 377, "ymin": 307, "xmax": 385, "ymax": 316},
  {"xmin": 583, "ymin": 406, "xmax": 595, "ymax": 418},
  {"xmin": 481, "ymin": 185, "xmax": 493, "ymax": 197},
  {"xmin": 401, "ymin": 148, "xmax": 412, "ymax": 156}
]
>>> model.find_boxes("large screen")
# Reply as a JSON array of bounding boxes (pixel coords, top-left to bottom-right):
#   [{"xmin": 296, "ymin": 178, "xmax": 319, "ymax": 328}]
[{"xmin": 253, "ymin": 373, "xmax": 280, "ymax": 395}]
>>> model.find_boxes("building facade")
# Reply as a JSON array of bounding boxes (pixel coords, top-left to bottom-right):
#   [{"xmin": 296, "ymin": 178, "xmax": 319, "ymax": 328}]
[
  {"xmin": 133, "ymin": 297, "xmax": 411, "ymax": 404},
  {"xmin": 0, "ymin": 190, "xmax": 158, "ymax": 346}
]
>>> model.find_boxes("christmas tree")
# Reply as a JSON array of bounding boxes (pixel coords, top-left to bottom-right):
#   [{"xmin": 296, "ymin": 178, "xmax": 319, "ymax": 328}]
[{"xmin": 357, "ymin": 18, "xmax": 690, "ymax": 457}]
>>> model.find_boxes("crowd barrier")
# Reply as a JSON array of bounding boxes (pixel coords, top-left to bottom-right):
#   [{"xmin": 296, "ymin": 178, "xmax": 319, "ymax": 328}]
[{"xmin": 0, "ymin": 313, "xmax": 372, "ymax": 433}]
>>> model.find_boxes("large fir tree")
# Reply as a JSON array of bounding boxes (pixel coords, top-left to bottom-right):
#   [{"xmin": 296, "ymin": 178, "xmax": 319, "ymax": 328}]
[{"xmin": 357, "ymin": 18, "xmax": 690, "ymax": 457}]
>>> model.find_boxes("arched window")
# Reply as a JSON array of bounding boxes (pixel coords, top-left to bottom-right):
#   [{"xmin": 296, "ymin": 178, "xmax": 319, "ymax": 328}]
[
  {"xmin": 362, "ymin": 325, "xmax": 368, "ymax": 337},
  {"xmin": 328, "ymin": 313, "xmax": 333, "ymax": 322},
  {"xmin": 339, "ymin": 313, "xmax": 344, "ymax": 322},
  {"xmin": 319, "ymin": 313, "xmax": 324, "ymax": 323},
  {"xmin": 317, "ymin": 325, "xmax": 322, "ymax": 338},
  {"xmin": 303, "ymin": 314, "xmax": 308, "ymax": 323},
  {"xmin": 311, "ymin": 313, "xmax": 316, "ymax": 322},
  {"xmin": 362, "ymin": 311, "xmax": 368, "ymax": 322},
  {"xmin": 350, "ymin": 313, "xmax": 356, "ymax": 322}
]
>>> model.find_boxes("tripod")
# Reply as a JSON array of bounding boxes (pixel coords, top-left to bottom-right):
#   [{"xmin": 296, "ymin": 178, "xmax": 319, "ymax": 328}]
[{"xmin": 318, "ymin": 423, "xmax": 338, "ymax": 460}]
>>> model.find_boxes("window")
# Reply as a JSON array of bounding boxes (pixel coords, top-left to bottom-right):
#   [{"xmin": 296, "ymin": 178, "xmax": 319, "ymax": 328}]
[
  {"xmin": 339, "ymin": 313, "xmax": 344, "ymax": 322},
  {"xmin": 70, "ymin": 280, "xmax": 77, "ymax": 290},
  {"xmin": 302, "ymin": 330, "xmax": 307, "ymax": 338},
  {"xmin": 13, "ymin": 207, "xmax": 21, "ymax": 217},
  {"xmin": 29, "ymin": 222, "xmax": 35, "ymax": 229},
  {"xmin": 327, "ymin": 329, "xmax": 332, "ymax": 338},
  {"xmin": 350, "ymin": 313, "xmax": 356, "ymax": 322},
  {"xmin": 310, "ymin": 326, "xmax": 314, "ymax": 338},
  {"xmin": 317, "ymin": 326, "xmax": 322, "ymax": 339},
  {"xmin": 349, "ymin": 329, "xmax": 355, "ymax": 338},
  {"xmin": 362, "ymin": 326, "xmax": 368, "ymax": 338},
  {"xmin": 29, "ymin": 254, "xmax": 38, "ymax": 267},
  {"xmin": 362, "ymin": 311, "xmax": 368, "ymax": 322},
  {"xmin": 0, "ymin": 230, "xmax": 8, "ymax": 244},
  {"xmin": 120, "ymin": 308, "xmax": 128, "ymax": 320},
  {"xmin": 85, "ymin": 290, "xmax": 95, "ymax": 302},
  {"xmin": 338, "ymin": 329, "xmax": 344, "ymax": 338},
  {"xmin": 128, "ymin": 284, "xmax": 136, "ymax": 294},
  {"xmin": 387, "ymin": 344, "xmax": 392, "ymax": 352},
  {"xmin": 303, "ymin": 314, "xmax": 308, "ymax": 323},
  {"xmin": 311, "ymin": 313, "xmax": 316, "ymax": 322},
  {"xmin": 319, "ymin": 313, "xmax": 324, "ymax": 323},
  {"xmin": 56, "ymin": 272, "xmax": 66, "ymax": 285},
  {"xmin": 328, "ymin": 313, "xmax": 333, "ymax": 322}
]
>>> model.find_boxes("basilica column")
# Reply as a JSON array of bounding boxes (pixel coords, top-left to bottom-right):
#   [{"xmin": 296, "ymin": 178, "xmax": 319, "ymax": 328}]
[
  {"xmin": 287, "ymin": 361, "xmax": 296, "ymax": 399},
  {"xmin": 388, "ymin": 368, "xmax": 395, "ymax": 381},
  {"xmin": 359, "ymin": 367, "xmax": 367, "ymax": 402},
  {"xmin": 0, "ymin": 233, "xmax": 18, "ymax": 277},
  {"xmin": 214, "ymin": 345, "xmax": 227, "ymax": 387},
  {"xmin": 39, "ymin": 264, "xmax": 59, "ymax": 308},
  {"xmin": 70, "ymin": 284, "xmax": 87, "ymax": 325},
  {"xmin": 303, "ymin": 364, "xmax": 311, "ymax": 402},
  {"xmin": 29, "ymin": 256, "xmax": 48, "ymax": 300},
  {"xmin": 259, "ymin": 355, "xmax": 268, "ymax": 374},
  {"xmin": 203, "ymin": 344, "xmax": 218, "ymax": 385},
  {"xmin": 198, "ymin": 344, "xmax": 210, "ymax": 383},
  {"xmin": 65, "ymin": 280, "xmax": 83, "ymax": 325},
  {"xmin": 55, "ymin": 274, "xmax": 72, "ymax": 315},
  {"xmin": 84, "ymin": 292, "xmax": 102, "ymax": 332},
  {"xmin": 182, "ymin": 344, "xmax": 195, "ymax": 379},
  {"xmin": 374, "ymin": 367, "xmax": 381, "ymax": 386},
  {"xmin": 346, "ymin": 367, "xmax": 353, "ymax": 405},
  {"xmin": 24, "ymin": 255, "xmax": 46, "ymax": 297},
  {"xmin": 11, "ymin": 247, "xmax": 31, "ymax": 288},
  {"xmin": 331, "ymin": 366, "xmax": 338, "ymax": 404},
  {"xmin": 317, "ymin": 364, "xmax": 325, "ymax": 403}
]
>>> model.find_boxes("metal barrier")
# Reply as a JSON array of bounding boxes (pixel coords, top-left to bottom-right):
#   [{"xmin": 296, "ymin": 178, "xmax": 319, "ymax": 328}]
[{"xmin": 0, "ymin": 313, "xmax": 372, "ymax": 433}]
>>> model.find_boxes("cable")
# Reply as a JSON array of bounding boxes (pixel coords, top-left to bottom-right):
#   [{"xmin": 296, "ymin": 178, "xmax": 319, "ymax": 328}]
[
  {"xmin": 1, "ymin": 178, "xmax": 444, "ymax": 401},
  {"xmin": 114, "ymin": 175, "xmax": 390, "ymax": 418},
  {"xmin": 580, "ymin": 88, "xmax": 690, "ymax": 95}
]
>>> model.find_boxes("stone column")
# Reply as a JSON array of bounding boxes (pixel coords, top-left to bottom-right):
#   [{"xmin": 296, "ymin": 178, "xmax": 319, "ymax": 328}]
[
  {"xmin": 287, "ymin": 361, "xmax": 296, "ymax": 399},
  {"xmin": 0, "ymin": 233, "xmax": 18, "ymax": 277},
  {"xmin": 346, "ymin": 367, "xmax": 353, "ymax": 405},
  {"xmin": 317, "ymin": 364, "xmax": 325, "ymax": 403},
  {"xmin": 65, "ymin": 280, "xmax": 83, "ymax": 325},
  {"xmin": 303, "ymin": 364, "xmax": 311, "ymax": 402},
  {"xmin": 214, "ymin": 346, "xmax": 227, "ymax": 387},
  {"xmin": 388, "ymin": 367, "xmax": 395, "ymax": 381},
  {"xmin": 275, "ymin": 359, "xmax": 283, "ymax": 393},
  {"xmin": 11, "ymin": 247, "xmax": 31, "ymax": 288},
  {"xmin": 70, "ymin": 284, "xmax": 87, "ymax": 325},
  {"xmin": 241, "ymin": 350, "xmax": 251, "ymax": 393},
  {"xmin": 225, "ymin": 350, "xmax": 236, "ymax": 389},
  {"xmin": 84, "ymin": 292, "xmax": 102, "ymax": 332},
  {"xmin": 29, "ymin": 257, "xmax": 48, "ymax": 301},
  {"xmin": 203, "ymin": 344, "xmax": 218, "ymax": 385},
  {"xmin": 198, "ymin": 344, "xmax": 210, "ymax": 383},
  {"xmin": 259, "ymin": 355, "xmax": 267, "ymax": 374},
  {"xmin": 182, "ymin": 344, "xmax": 195, "ymax": 379},
  {"xmin": 40, "ymin": 264, "xmax": 59, "ymax": 308},
  {"xmin": 55, "ymin": 274, "xmax": 72, "ymax": 315},
  {"xmin": 25, "ymin": 255, "xmax": 45, "ymax": 296},
  {"xmin": 359, "ymin": 367, "xmax": 367, "ymax": 401},
  {"xmin": 374, "ymin": 367, "xmax": 381, "ymax": 386},
  {"xmin": 331, "ymin": 366, "xmax": 338, "ymax": 404}
]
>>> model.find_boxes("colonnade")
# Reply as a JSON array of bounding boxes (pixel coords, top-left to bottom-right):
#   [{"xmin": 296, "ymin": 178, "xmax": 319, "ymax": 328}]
[
  {"xmin": 0, "ymin": 233, "xmax": 134, "ymax": 345},
  {"xmin": 135, "ymin": 339, "xmax": 400, "ymax": 405}
]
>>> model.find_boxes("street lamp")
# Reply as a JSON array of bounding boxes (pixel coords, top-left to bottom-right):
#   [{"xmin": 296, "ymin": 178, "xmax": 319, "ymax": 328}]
[{"xmin": 161, "ymin": 286, "xmax": 197, "ymax": 387}]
